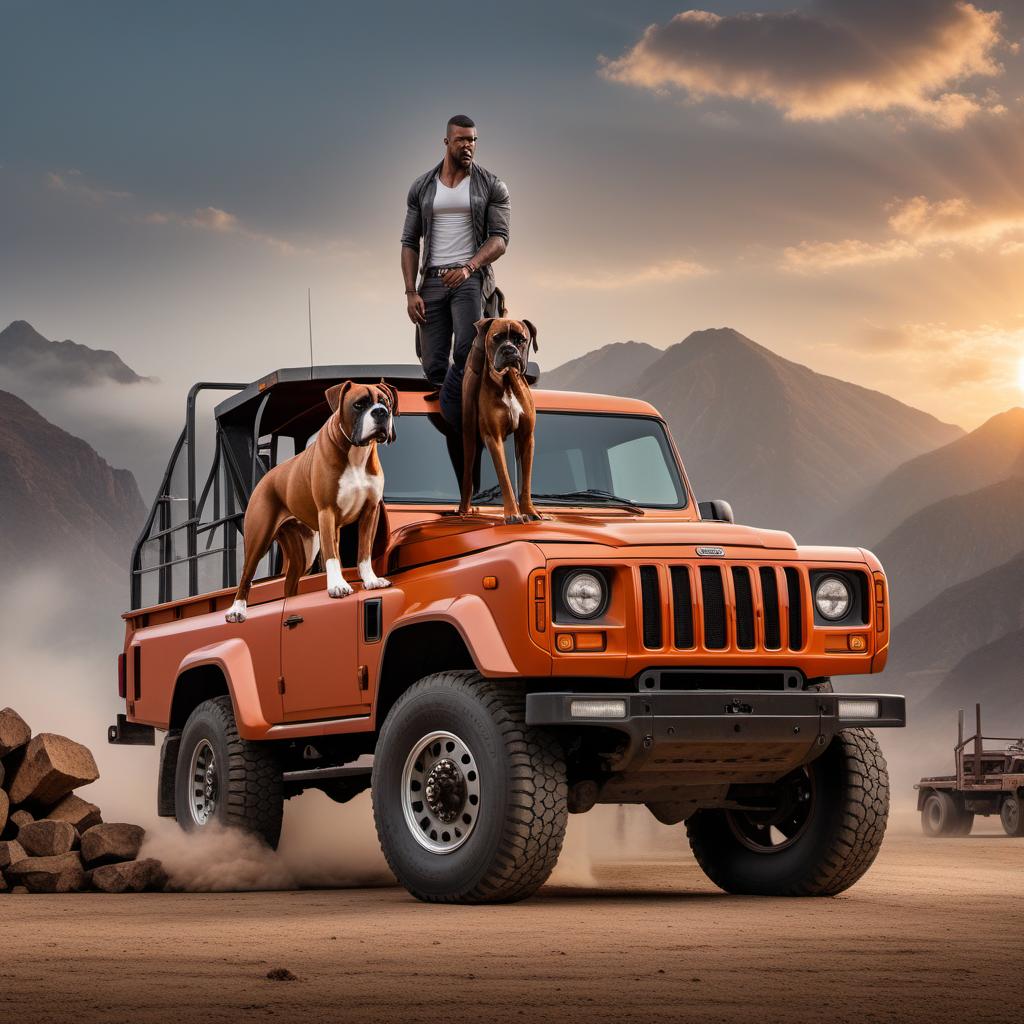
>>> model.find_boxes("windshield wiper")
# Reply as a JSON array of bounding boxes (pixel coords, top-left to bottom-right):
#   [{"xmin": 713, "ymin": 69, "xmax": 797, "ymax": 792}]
[{"xmin": 532, "ymin": 489, "xmax": 645, "ymax": 515}]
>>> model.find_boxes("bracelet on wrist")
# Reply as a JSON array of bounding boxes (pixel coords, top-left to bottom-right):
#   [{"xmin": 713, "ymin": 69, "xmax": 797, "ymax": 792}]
[{"xmin": 404, "ymin": 288, "xmax": 417, "ymax": 295}]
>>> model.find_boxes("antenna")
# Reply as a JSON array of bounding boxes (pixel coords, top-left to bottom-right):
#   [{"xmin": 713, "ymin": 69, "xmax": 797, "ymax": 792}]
[{"xmin": 307, "ymin": 288, "xmax": 314, "ymax": 379}]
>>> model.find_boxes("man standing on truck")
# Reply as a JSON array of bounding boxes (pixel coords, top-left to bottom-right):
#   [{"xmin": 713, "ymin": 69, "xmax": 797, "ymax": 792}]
[{"xmin": 401, "ymin": 114, "xmax": 510, "ymax": 428}]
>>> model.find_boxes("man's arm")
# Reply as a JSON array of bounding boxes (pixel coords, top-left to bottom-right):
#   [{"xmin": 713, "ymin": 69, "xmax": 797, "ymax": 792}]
[{"xmin": 401, "ymin": 182, "xmax": 426, "ymax": 325}]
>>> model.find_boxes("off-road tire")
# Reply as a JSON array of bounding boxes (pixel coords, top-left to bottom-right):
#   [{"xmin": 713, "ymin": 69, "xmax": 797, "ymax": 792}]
[
  {"xmin": 921, "ymin": 790, "xmax": 972, "ymax": 837},
  {"xmin": 372, "ymin": 670, "xmax": 567, "ymax": 903},
  {"xmin": 686, "ymin": 728, "xmax": 889, "ymax": 896},
  {"xmin": 1000, "ymin": 794, "xmax": 1024, "ymax": 836},
  {"xmin": 174, "ymin": 696, "xmax": 283, "ymax": 848}
]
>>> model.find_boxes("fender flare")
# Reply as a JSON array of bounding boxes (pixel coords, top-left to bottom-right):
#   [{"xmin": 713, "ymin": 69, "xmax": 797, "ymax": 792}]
[
  {"xmin": 384, "ymin": 594, "xmax": 519, "ymax": 676},
  {"xmin": 174, "ymin": 638, "xmax": 270, "ymax": 737}
]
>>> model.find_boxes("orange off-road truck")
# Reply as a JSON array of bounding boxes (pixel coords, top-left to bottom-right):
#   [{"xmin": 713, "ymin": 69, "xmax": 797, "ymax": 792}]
[{"xmin": 111, "ymin": 364, "xmax": 904, "ymax": 903}]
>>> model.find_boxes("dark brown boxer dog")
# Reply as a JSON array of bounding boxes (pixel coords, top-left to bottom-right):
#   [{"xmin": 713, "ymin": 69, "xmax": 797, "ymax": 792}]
[
  {"xmin": 458, "ymin": 317, "xmax": 541, "ymax": 524},
  {"xmin": 225, "ymin": 380, "xmax": 398, "ymax": 622}
]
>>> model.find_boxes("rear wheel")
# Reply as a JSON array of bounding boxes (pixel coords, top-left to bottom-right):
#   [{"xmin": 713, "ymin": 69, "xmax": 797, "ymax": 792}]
[
  {"xmin": 921, "ymin": 791, "xmax": 972, "ymax": 837},
  {"xmin": 1000, "ymin": 794, "xmax": 1024, "ymax": 836},
  {"xmin": 372, "ymin": 671, "xmax": 567, "ymax": 903},
  {"xmin": 686, "ymin": 728, "xmax": 889, "ymax": 896},
  {"xmin": 174, "ymin": 696, "xmax": 283, "ymax": 848}
]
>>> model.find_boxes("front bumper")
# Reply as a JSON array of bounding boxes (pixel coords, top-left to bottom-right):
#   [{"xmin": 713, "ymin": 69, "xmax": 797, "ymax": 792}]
[{"xmin": 526, "ymin": 689, "xmax": 905, "ymax": 782}]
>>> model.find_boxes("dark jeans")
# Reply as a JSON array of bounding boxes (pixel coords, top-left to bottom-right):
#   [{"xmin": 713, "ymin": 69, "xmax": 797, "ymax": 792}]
[{"xmin": 418, "ymin": 269, "xmax": 483, "ymax": 429}]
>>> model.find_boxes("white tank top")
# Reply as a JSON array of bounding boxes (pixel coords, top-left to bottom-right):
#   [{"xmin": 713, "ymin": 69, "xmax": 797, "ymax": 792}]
[{"xmin": 429, "ymin": 174, "xmax": 476, "ymax": 266}]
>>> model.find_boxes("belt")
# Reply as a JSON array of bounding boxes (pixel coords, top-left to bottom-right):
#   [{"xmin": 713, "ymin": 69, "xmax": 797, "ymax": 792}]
[{"xmin": 426, "ymin": 265, "xmax": 474, "ymax": 277}]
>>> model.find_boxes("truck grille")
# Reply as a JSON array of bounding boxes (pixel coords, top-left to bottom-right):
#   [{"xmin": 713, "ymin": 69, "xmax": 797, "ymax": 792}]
[
  {"xmin": 700, "ymin": 567, "xmax": 727, "ymax": 649},
  {"xmin": 639, "ymin": 565, "xmax": 662, "ymax": 649},
  {"xmin": 637, "ymin": 562, "xmax": 807, "ymax": 654}
]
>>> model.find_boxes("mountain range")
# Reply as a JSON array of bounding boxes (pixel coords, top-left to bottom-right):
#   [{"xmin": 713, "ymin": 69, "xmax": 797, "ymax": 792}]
[
  {"xmin": 544, "ymin": 328, "xmax": 963, "ymax": 541},
  {"xmin": 0, "ymin": 320, "xmax": 149, "ymax": 387}
]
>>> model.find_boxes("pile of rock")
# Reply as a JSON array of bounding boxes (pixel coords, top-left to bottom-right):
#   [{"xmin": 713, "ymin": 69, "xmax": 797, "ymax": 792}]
[{"xmin": 1, "ymin": 707, "xmax": 165, "ymax": 894}]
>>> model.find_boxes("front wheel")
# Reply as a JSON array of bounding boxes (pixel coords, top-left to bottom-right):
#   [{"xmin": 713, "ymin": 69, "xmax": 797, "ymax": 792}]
[
  {"xmin": 1000, "ymin": 794, "xmax": 1024, "ymax": 836},
  {"xmin": 686, "ymin": 728, "xmax": 889, "ymax": 896},
  {"xmin": 372, "ymin": 671, "xmax": 568, "ymax": 903},
  {"xmin": 174, "ymin": 696, "xmax": 284, "ymax": 848}
]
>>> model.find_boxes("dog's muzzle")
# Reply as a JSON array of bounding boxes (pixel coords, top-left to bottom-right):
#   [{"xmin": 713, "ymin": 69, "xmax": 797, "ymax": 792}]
[
  {"xmin": 357, "ymin": 404, "xmax": 392, "ymax": 444},
  {"xmin": 494, "ymin": 343, "xmax": 525, "ymax": 373}
]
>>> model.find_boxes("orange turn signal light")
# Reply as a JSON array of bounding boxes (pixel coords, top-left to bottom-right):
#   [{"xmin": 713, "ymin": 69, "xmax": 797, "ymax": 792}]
[
  {"xmin": 482, "ymin": 576, "xmax": 498, "ymax": 590},
  {"xmin": 849, "ymin": 634, "xmax": 867, "ymax": 652},
  {"xmin": 555, "ymin": 632, "xmax": 606, "ymax": 653}
]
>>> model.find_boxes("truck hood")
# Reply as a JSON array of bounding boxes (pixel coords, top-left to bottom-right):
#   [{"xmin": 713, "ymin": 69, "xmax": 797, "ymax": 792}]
[{"xmin": 388, "ymin": 512, "xmax": 796, "ymax": 569}]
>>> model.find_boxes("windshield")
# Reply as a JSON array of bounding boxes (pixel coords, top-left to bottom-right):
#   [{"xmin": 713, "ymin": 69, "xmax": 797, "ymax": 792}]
[{"xmin": 378, "ymin": 411, "xmax": 687, "ymax": 508}]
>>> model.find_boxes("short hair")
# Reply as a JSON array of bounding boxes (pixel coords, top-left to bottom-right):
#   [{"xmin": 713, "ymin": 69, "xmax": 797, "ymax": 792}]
[{"xmin": 446, "ymin": 114, "xmax": 476, "ymax": 132}]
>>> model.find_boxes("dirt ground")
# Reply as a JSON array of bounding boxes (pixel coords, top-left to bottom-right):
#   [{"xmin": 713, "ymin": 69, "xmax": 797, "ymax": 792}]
[{"xmin": 3, "ymin": 824, "xmax": 1022, "ymax": 1024}]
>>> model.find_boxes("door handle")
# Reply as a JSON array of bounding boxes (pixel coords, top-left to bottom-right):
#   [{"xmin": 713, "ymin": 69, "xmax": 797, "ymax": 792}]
[{"xmin": 283, "ymin": 614, "xmax": 304, "ymax": 629}]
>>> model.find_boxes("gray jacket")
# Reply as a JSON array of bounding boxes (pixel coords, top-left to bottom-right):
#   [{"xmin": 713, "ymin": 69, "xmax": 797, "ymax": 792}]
[{"xmin": 401, "ymin": 160, "xmax": 510, "ymax": 299}]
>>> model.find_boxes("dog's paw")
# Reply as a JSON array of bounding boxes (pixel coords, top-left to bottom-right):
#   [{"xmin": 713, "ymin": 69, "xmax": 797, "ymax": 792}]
[
  {"xmin": 504, "ymin": 514, "xmax": 525, "ymax": 525},
  {"xmin": 327, "ymin": 583, "xmax": 353, "ymax": 599},
  {"xmin": 225, "ymin": 601, "xmax": 247, "ymax": 623},
  {"xmin": 362, "ymin": 576, "xmax": 391, "ymax": 590},
  {"xmin": 521, "ymin": 510, "xmax": 545, "ymax": 522}
]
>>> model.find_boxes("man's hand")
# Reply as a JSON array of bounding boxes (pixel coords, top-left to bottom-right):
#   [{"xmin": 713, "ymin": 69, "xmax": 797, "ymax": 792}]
[
  {"xmin": 406, "ymin": 291, "xmax": 426, "ymax": 325},
  {"xmin": 442, "ymin": 266, "xmax": 473, "ymax": 290}
]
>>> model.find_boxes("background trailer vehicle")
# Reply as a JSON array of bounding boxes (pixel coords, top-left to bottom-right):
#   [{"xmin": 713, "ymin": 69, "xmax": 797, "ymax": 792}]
[
  {"xmin": 916, "ymin": 704, "xmax": 1024, "ymax": 837},
  {"xmin": 110, "ymin": 364, "xmax": 905, "ymax": 903}
]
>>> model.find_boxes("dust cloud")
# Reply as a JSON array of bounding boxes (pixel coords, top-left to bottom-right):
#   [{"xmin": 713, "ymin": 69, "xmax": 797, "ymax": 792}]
[{"xmin": 141, "ymin": 793, "xmax": 394, "ymax": 892}]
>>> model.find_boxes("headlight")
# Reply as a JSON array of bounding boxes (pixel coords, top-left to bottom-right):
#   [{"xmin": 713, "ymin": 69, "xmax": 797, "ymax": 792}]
[
  {"xmin": 815, "ymin": 576, "xmax": 852, "ymax": 620},
  {"xmin": 562, "ymin": 571, "xmax": 606, "ymax": 619}
]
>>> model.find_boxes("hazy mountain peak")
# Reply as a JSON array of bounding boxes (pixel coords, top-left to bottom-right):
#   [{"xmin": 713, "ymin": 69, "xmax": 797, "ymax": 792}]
[
  {"xmin": 546, "ymin": 325, "xmax": 963, "ymax": 538},
  {"xmin": 0, "ymin": 388, "xmax": 145, "ymax": 585},
  {"xmin": 0, "ymin": 319, "xmax": 150, "ymax": 387},
  {"xmin": 542, "ymin": 339, "xmax": 662, "ymax": 396},
  {"xmin": 840, "ymin": 402, "xmax": 1024, "ymax": 548}
]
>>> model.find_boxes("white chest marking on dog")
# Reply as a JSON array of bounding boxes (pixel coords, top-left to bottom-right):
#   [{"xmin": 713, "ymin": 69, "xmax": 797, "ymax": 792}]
[
  {"xmin": 502, "ymin": 389, "xmax": 523, "ymax": 430},
  {"xmin": 335, "ymin": 447, "xmax": 383, "ymax": 522}
]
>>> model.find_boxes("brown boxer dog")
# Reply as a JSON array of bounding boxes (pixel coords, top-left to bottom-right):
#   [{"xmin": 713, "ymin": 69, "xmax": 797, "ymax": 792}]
[
  {"xmin": 225, "ymin": 380, "xmax": 398, "ymax": 622},
  {"xmin": 458, "ymin": 317, "xmax": 541, "ymax": 524}
]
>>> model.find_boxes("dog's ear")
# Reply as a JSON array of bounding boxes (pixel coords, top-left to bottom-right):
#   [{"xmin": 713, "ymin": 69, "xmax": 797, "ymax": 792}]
[
  {"xmin": 473, "ymin": 317, "xmax": 496, "ymax": 340},
  {"xmin": 378, "ymin": 379, "xmax": 400, "ymax": 417},
  {"xmin": 522, "ymin": 319, "xmax": 539, "ymax": 353},
  {"xmin": 325, "ymin": 380, "xmax": 353, "ymax": 414}
]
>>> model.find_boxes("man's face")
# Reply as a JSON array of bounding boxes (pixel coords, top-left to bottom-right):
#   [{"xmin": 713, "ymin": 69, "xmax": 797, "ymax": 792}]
[{"xmin": 445, "ymin": 126, "xmax": 477, "ymax": 169}]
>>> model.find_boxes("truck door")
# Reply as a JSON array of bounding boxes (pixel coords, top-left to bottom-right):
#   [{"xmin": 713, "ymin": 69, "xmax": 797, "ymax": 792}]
[{"xmin": 280, "ymin": 586, "xmax": 366, "ymax": 719}]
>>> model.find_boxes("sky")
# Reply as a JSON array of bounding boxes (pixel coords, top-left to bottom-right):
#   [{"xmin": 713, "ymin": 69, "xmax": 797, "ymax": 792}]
[{"xmin": 4, "ymin": 0, "xmax": 1024, "ymax": 486}]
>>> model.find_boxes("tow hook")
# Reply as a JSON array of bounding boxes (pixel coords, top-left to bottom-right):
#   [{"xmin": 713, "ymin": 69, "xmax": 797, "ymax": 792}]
[{"xmin": 725, "ymin": 699, "xmax": 753, "ymax": 715}]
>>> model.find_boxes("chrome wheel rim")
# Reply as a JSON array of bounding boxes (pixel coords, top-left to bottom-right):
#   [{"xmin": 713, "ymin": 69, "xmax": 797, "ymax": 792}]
[
  {"xmin": 401, "ymin": 730, "xmax": 481, "ymax": 854},
  {"xmin": 726, "ymin": 768, "xmax": 815, "ymax": 853},
  {"xmin": 188, "ymin": 739, "xmax": 218, "ymax": 826}
]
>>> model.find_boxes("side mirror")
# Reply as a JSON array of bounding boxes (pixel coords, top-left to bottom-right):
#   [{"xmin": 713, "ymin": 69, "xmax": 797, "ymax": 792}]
[{"xmin": 698, "ymin": 499, "xmax": 734, "ymax": 524}]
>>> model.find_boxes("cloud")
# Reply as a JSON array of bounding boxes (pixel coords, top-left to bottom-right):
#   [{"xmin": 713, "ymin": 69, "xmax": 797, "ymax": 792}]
[
  {"xmin": 601, "ymin": 1, "xmax": 1008, "ymax": 129},
  {"xmin": 545, "ymin": 257, "xmax": 710, "ymax": 290},
  {"xmin": 783, "ymin": 237, "xmax": 920, "ymax": 273},
  {"xmin": 144, "ymin": 204, "xmax": 302, "ymax": 254},
  {"xmin": 46, "ymin": 169, "xmax": 133, "ymax": 204},
  {"xmin": 784, "ymin": 194, "xmax": 1024, "ymax": 273},
  {"xmin": 46, "ymin": 170, "xmax": 306, "ymax": 255}
]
